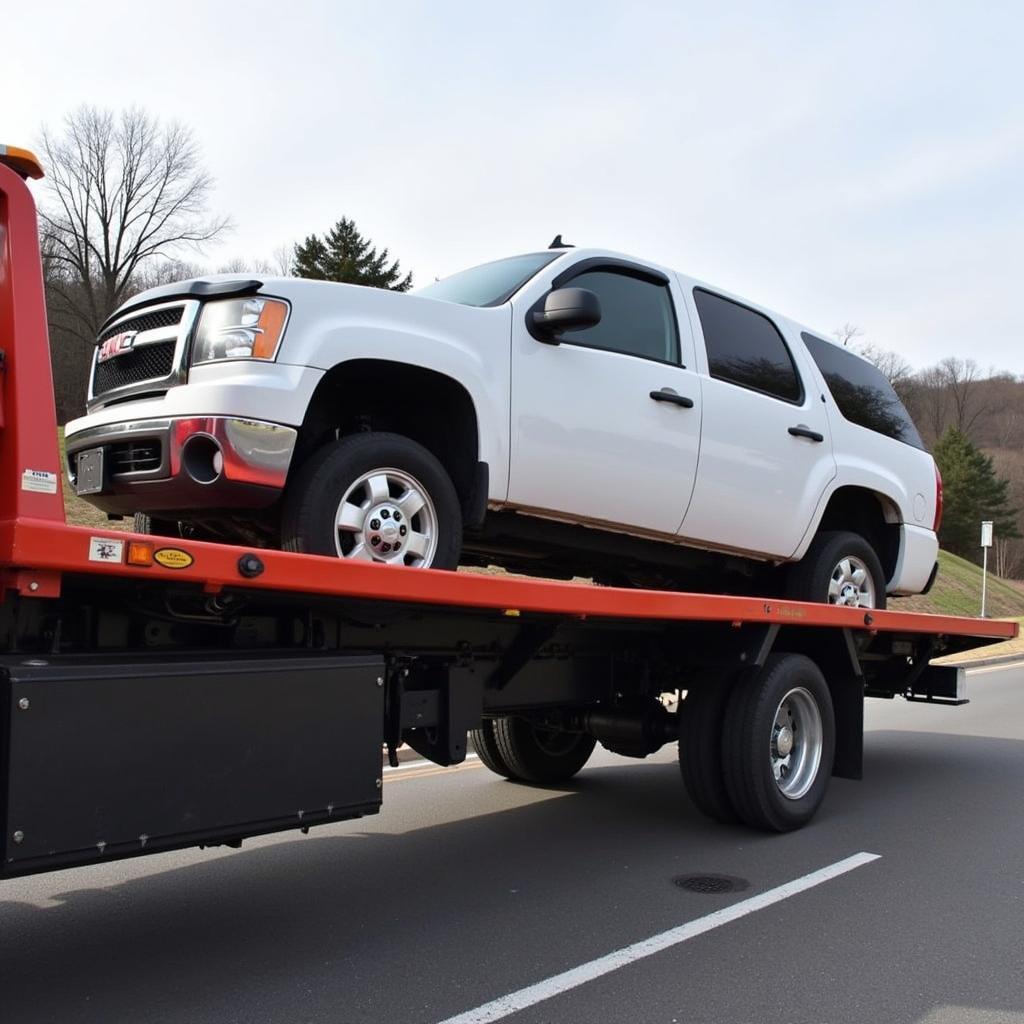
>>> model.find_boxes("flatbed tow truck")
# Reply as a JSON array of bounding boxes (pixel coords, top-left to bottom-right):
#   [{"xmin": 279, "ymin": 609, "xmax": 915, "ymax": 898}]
[{"xmin": 0, "ymin": 147, "xmax": 1017, "ymax": 879}]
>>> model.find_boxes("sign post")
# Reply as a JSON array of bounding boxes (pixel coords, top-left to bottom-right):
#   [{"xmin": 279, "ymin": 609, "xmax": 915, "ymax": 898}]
[{"xmin": 981, "ymin": 521, "xmax": 994, "ymax": 617}]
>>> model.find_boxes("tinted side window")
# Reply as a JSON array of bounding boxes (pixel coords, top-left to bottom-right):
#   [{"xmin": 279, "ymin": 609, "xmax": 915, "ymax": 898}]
[
  {"xmin": 693, "ymin": 289, "xmax": 802, "ymax": 403},
  {"xmin": 562, "ymin": 270, "xmax": 679, "ymax": 363},
  {"xmin": 802, "ymin": 332, "xmax": 924, "ymax": 449}
]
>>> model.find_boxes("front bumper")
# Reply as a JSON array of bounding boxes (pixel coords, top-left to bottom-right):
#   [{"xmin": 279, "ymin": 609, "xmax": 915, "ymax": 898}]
[{"xmin": 65, "ymin": 416, "xmax": 298, "ymax": 516}]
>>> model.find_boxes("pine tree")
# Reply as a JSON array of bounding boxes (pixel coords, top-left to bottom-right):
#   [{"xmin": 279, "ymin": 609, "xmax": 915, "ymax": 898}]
[
  {"xmin": 292, "ymin": 218, "xmax": 412, "ymax": 291},
  {"xmin": 933, "ymin": 427, "xmax": 1020, "ymax": 559}
]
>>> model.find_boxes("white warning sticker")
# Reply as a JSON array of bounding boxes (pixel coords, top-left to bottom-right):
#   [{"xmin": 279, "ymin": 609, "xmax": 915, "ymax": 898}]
[
  {"xmin": 88, "ymin": 537, "xmax": 125, "ymax": 564},
  {"xmin": 21, "ymin": 469, "xmax": 58, "ymax": 494}
]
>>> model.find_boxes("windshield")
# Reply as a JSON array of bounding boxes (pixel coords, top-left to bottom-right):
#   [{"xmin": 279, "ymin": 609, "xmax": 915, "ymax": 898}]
[{"xmin": 415, "ymin": 252, "xmax": 559, "ymax": 307}]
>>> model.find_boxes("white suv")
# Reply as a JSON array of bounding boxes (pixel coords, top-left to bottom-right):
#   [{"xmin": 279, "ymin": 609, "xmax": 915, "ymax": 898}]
[{"xmin": 65, "ymin": 246, "xmax": 941, "ymax": 608}]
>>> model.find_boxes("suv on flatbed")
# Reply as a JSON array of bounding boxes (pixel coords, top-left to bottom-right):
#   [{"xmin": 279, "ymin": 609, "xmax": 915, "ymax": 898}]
[{"xmin": 65, "ymin": 246, "xmax": 941, "ymax": 608}]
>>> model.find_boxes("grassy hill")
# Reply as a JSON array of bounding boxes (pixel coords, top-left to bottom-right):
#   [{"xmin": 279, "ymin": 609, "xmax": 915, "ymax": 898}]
[{"xmin": 895, "ymin": 550, "xmax": 1024, "ymax": 618}]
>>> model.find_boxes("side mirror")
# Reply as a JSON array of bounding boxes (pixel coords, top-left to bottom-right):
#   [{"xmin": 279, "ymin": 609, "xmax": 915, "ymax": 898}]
[{"xmin": 531, "ymin": 287, "xmax": 601, "ymax": 341}]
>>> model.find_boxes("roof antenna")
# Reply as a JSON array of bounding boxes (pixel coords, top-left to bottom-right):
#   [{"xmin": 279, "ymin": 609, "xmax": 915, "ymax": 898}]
[{"xmin": 549, "ymin": 234, "xmax": 574, "ymax": 249}]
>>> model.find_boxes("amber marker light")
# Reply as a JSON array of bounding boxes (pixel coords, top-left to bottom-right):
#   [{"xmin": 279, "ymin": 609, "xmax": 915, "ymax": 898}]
[
  {"xmin": 127, "ymin": 541, "xmax": 154, "ymax": 567},
  {"xmin": 252, "ymin": 299, "xmax": 289, "ymax": 359}
]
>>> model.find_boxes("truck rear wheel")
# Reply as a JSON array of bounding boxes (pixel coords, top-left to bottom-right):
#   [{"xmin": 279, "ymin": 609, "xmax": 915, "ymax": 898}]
[
  {"xmin": 721, "ymin": 653, "xmax": 835, "ymax": 832},
  {"xmin": 491, "ymin": 717, "xmax": 596, "ymax": 784},
  {"xmin": 678, "ymin": 673, "xmax": 739, "ymax": 824},
  {"xmin": 470, "ymin": 720, "xmax": 514, "ymax": 778},
  {"xmin": 787, "ymin": 530, "xmax": 887, "ymax": 609},
  {"xmin": 282, "ymin": 432, "xmax": 462, "ymax": 569}
]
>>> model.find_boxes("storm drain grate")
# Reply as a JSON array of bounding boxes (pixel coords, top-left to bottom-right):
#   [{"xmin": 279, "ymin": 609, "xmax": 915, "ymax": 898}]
[{"xmin": 672, "ymin": 874, "xmax": 749, "ymax": 895}]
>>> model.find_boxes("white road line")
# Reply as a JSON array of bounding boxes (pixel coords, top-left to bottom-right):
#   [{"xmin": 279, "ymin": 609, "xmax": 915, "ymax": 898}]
[
  {"xmin": 435, "ymin": 851, "xmax": 881, "ymax": 1024},
  {"xmin": 383, "ymin": 752, "xmax": 481, "ymax": 773}
]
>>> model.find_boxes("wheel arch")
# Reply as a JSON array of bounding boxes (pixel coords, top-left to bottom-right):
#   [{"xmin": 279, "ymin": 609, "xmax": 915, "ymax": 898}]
[
  {"xmin": 798, "ymin": 484, "xmax": 902, "ymax": 585},
  {"xmin": 294, "ymin": 358, "xmax": 486, "ymax": 527}
]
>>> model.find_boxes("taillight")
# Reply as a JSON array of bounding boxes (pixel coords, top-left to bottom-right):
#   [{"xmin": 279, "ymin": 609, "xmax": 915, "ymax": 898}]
[{"xmin": 933, "ymin": 464, "xmax": 943, "ymax": 533}]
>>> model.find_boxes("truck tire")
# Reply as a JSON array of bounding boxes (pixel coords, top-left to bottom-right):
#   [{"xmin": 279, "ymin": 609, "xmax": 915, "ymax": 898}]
[
  {"xmin": 282, "ymin": 432, "xmax": 462, "ymax": 569},
  {"xmin": 721, "ymin": 653, "xmax": 835, "ymax": 832},
  {"xmin": 132, "ymin": 512, "xmax": 181, "ymax": 537},
  {"xmin": 470, "ymin": 720, "xmax": 514, "ymax": 778},
  {"xmin": 491, "ymin": 717, "xmax": 596, "ymax": 784},
  {"xmin": 678, "ymin": 674, "xmax": 739, "ymax": 824},
  {"xmin": 787, "ymin": 530, "xmax": 887, "ymax": 610}
]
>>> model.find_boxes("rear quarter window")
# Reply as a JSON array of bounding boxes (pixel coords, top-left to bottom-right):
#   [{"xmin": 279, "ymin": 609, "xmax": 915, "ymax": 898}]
[
  {"xmin": 801, "ymin": 332, "xmax": 924, "ymax": 449},
  {"xmin": 693, "ymin": 289, "xmax": 803, "ymax": 404}
]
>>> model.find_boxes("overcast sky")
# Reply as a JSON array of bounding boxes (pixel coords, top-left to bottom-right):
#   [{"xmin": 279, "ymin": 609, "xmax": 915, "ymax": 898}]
[{"xmin": 5, "ymin": 1, "xmax": 1023, "ymax": 371}]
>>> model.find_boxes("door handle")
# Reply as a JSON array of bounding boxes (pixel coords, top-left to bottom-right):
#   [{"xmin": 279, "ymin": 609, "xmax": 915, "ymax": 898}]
[
  {"xmin": 788, "ymin": 425, "xmax": 824, "ymax": 443},
  {"xmin": 650, "ymin": 389, "xmax": 694, "ymax": 409}
]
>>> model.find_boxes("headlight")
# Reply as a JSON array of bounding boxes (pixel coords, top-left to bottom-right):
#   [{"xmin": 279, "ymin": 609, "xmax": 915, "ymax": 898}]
[{"xmin": 192, "ymin": 297, "xmax": 289, "ymax": 365}]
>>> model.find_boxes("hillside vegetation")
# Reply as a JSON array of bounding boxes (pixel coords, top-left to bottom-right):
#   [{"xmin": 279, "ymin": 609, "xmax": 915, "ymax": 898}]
[{"xmin": 895, "ymin": 550, "xmax": 1024, "ymax": 618}]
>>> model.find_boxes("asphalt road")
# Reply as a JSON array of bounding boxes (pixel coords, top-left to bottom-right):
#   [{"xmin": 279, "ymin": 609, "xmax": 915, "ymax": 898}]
[{"xmin": 2, "ymin": 662, "xmax": 1024, "ymax": 1024}]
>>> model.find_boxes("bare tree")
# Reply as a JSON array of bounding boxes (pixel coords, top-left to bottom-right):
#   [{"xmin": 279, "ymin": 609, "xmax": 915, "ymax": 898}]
[
  {"xmin": 271, "ymin": 242, "xmax": 295, "ymax": 277},
  {"xmin": 833, "ymin": 322, "xmax": 863, "ymax": 347},
  {"xmin": 937, "ymin": 356, "xmax": 985, "ymax": 436},
  {"xmin": 857, "ymin": 343, "xmax": 913, "ymax": 388},
  {"xmin": 39, "ymin": 105, "xmax": 229, "ymax": 345},
  {"xmin": 215, "ymin": 256, "xmax": 275, "ymax": 275}
]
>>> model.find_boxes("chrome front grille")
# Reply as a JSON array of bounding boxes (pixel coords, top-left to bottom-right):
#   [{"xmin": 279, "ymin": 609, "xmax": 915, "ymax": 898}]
[
  {"xmin": 89, "ymin": 300, "xmax": 198, "ymax": 408},
  {"xmin": 93, "ymin": 340, "xmax": 176, "ymax": 396},
  {"xmin": 97, "ymin": 306, "xmax": 183, "ymax": 344}
]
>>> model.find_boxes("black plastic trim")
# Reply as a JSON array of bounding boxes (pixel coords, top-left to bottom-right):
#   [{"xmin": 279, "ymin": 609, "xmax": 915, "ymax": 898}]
[
  {"xmin": 551, "ymin": 257, "xmax": 668, "ymax": 289},
  {"xmin": 100, "ymin": 279, "xmax": 263, "ymax": 334},
  {"xmin": 465, "ymin": 461, "xmax": 489, "ymax": 529},
  {"xmin": 921, "ymin": 560, "xmax": 940, "ymax": 596},
  {"xmin": 650, "ymin": 389, "xmax": 694, "ymax": 408},
  {"xmin": 788, "ymin": 425, "xmax": 825, "ymax": 443}
]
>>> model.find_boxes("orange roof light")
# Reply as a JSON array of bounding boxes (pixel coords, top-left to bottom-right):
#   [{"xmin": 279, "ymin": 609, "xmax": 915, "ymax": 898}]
[{"xmin": 0, "ymin": 145, "xmax": 44, "ymax": 180}]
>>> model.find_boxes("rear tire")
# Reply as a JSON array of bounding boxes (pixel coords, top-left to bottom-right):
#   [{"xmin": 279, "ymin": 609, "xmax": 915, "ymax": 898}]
[
  {"xmin": 491, "ymin": 717, "xmax": 596, "ymax": 784},
  {"xmin": 470, "ymin": 720, "xmax": 514, "ymax": 778},
  {"xmin": 721, "ymin": 654, "xmax": 835, "ymax": 832},
  {"xmin": 787, "ymin": 530, "xmax": 887, "ymax": 609},
  {"xmin": 678, "ymin": 673, "xmax": 739, "ymax": 824}
]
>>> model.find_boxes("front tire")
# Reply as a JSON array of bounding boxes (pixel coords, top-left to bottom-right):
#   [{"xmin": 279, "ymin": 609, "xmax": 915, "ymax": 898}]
[
  {"xmin": 786, "ymin": 530, "xmax": 887, "ymax": 609},
  {"xmin": 282, "ymin": 432, "xmax": 462, "ymax": 569}
]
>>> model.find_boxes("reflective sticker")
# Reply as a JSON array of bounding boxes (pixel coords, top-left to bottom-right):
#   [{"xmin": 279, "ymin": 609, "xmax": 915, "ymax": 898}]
[
  {"xmin": 22, "ymin": 469, "xmax": 58, "ymax": 494},
  {"xmin": 88, "ymin": 537, "xmax": 125, "ymax": 563},
  {"xmin": 154, "ymin": 547, "xmax": 195, "ymax": 570}
]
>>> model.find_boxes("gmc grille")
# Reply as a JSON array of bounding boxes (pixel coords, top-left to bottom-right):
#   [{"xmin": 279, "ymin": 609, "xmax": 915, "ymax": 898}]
[
  {"xmin": 92, "ymin": 340, "xmax": 176, "ymax": 398},
  {"xmin": 97, "ymin": 307, "xmax": 183, "ymax": 344}
]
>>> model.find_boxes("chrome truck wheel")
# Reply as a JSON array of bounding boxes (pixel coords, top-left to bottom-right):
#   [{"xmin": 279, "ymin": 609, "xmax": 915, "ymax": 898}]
[
  {"xmin": 282, "ymin": 431, "xmax": 462, "ymax": 569},
  {"xmin": 828, "ymin": 555, "xmax": 876, "ymax": 608},
  {"xmin": 770, "ymin": 686, "xmax": 824, "ymax": 800},
  {"xmin": 334, "ymin": 467, "xmax": 439, "ymax": 566}
]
